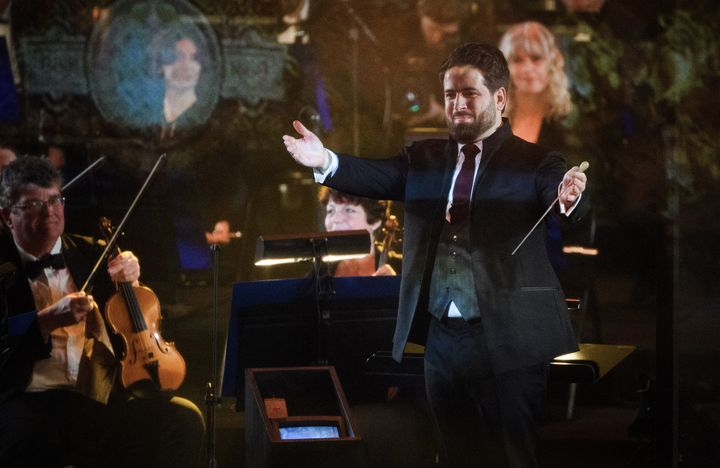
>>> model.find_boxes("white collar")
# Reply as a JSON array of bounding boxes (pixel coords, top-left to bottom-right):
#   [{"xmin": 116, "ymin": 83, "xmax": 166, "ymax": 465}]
[{"xmin": 15, "ymin": 236, "xmax": 62, "ymax": 264}]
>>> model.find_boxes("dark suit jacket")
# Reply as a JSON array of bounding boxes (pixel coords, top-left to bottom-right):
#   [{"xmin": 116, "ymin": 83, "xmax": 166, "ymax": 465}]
[
  {"xmin": 0, "ymin": 231, "xmax": 117, "ymax": 403},
  {"xmin": 325, "ymin": 121, "xmax": 590, "ymax": 374}
]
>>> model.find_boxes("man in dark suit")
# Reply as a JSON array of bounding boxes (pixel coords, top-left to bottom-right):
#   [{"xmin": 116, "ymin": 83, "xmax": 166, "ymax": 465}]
[
  {"xmin": 0, "ymin": 156, "xmax": 203, "ymax": 467},
  {"xmin": 283, "ymin": 43, "xmax": 589, "ymax": 467}
]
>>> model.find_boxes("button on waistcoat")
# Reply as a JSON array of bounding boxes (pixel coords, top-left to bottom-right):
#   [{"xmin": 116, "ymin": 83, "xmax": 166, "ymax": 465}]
[{"xmin": 428, "ymin": 219, "xmax": 480, "ymax": 321}]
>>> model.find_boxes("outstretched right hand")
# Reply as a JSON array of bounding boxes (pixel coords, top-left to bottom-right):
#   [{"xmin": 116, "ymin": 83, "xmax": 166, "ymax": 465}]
[
  {"xmin": 282, "ymin": 120, "xmax": 329, "ymax": 170},
  {"xmin": 37, "ymin": 292, "xmax": 96, "ymax": 339}
]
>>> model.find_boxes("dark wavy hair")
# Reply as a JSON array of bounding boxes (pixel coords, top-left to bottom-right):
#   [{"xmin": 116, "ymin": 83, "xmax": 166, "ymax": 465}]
[
  {"xmin": 0, "ymin": 156, "xmax": 62, "ymax": 208},
  {"xmin": 318, "ymin": 187, "xmax": 387, "ymax": 225},
  {"xmin": 438, "ymin": 42, "xmax": 510, "ymax": 94}
]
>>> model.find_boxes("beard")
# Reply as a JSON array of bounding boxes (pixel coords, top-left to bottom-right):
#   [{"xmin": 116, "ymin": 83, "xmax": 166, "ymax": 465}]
[{"xmin": 447, "ymin": 101, "xmax": 498, "ymax": 143}]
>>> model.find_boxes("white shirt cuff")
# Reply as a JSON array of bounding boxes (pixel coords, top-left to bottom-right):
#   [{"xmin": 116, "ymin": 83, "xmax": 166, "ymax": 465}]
[
  {"xmin": 558, "ymin": 182, "xmax": 582, "ymax": 216},
  {"xmin": 313, "ymin": 150, "xmax": 339, "ymax": 183}
]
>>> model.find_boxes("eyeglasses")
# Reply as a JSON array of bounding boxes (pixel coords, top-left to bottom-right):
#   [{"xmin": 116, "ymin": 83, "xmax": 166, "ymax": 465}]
[{"xmin": 11, "ymin": 195, "xmax": 66, "ymax": 214}]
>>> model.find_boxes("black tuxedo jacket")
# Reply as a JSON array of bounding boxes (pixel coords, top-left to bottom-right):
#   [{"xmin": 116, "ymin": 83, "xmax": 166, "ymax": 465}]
[
  {"xmin": 0, "ymin": 231, "xmax": 116, "ymax": 403},
  {"xmin": 325, "ymin": 121, "xmax": 590, "ymax": 373}
]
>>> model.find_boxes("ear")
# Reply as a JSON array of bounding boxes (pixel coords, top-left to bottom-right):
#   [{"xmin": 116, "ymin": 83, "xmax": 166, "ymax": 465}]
[
  {"xmin": 495, "ymin": 87, "xmax": 507, "ymax": 112},
  {"xmin": 0, "ymin": 208, "xmax": 11, "ymax": 229},
  {"xmin": 370, "ymin": 220, "xmax": 382, "ymax": 233}
]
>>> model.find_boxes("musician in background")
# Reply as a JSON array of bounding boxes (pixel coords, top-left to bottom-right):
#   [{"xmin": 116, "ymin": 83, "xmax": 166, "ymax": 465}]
[
  {"xmin": 205, "ymin": 219, "xmax": 236, "ymax": 245},
  {"xmin": 0, "ymin": 145, "xmax": 16, "ymax": 171},
  {"xmin": 499, "ymin": 21, "xmax": 575, "ymax": 276},
  {"xmin": 393, "ymin": 0, "xmax": 503, "ymax": 132},
  {"xmin": 498, "ymin": 21, "xmax": 573, "ymax": 151},
  {"xmin": 0, "ymin": 156, "xmax": 203, "ymax": 467},
  {"xmin": 319, "ymin": 187, "xmax": 397, "ymax": 277},
  {"xmin": 0, "ymin": 145, "xmax": 14, "ymax": 234}
]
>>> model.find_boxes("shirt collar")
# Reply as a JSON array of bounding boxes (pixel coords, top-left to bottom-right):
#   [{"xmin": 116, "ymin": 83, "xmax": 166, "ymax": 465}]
[
  {"xmin": 457, "ymin": 139, "xmax": 483, "ymax": 159},
  {"xmin": 15, "ymin": 237, "xmax": 63, "ymax": 265}
]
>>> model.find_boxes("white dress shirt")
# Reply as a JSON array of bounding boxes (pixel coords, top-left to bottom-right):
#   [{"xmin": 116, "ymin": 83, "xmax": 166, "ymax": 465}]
[{"xmin": 17, "ymin": 238, "xmax": 85, "ymax": 391}]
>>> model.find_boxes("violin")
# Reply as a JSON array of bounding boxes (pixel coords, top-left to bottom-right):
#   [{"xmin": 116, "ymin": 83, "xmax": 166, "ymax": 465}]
[
  {"xmin": 335, "ymin": 202, "xmax": 401, "ymax": 277},
  {"xmin": 99, "ymin": 217, "xmax": 186, "ymax": 395},
  {"xmin": 376, "ymin": 201, "xmax": 401, "ymax": 271}
]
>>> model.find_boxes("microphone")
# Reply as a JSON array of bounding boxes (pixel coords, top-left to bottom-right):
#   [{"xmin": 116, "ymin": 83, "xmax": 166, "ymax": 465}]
[{"xmin": 206, "ymin": 227, "xmax": 242, "ymax": 245}]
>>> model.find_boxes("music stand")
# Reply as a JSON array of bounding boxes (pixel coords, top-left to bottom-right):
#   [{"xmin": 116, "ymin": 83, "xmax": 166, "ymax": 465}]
[
  {"xmin": 254, "ymin": 230, "xmax": 371, "ymax": 363},
  {"xmin": 221, "ymin": 275, "xmax": 401, "ymax": 404},
  {"xmin": 255, "ymin": 230, "xmax": 371, "ymax": 266}
]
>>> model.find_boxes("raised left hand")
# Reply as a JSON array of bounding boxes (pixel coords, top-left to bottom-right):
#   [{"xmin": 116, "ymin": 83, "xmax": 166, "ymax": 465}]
[{"xmin": 559, "ymin": 165, "xmax": 587, "ymax": 210}]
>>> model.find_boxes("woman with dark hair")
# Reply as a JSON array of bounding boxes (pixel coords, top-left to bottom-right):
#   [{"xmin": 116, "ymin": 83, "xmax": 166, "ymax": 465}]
[{"xmin": 318, "ymin": 187, "xmax": 397, "ymax": 277}]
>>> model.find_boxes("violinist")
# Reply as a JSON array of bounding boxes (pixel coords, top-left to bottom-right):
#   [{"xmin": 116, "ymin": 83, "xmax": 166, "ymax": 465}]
[
  {"xmin": 319, "ymin": 187, "xmax": 398, "ymax": 277},
  {"xmin": 0, "ymin": 156, "xmax": 203, "ymax": 467}
]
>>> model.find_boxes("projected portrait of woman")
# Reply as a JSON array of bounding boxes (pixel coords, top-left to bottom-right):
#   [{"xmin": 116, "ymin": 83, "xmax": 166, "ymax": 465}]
[
  {"xmin": 148, "ymin": 29, "xmax": 215, "ymax": 141},
  {"xmin": 161, "ymin": 38, "xmax": 201, "ymax": 125},
  {"xmin": 87, "ymin": 0, "xmax": 220, "ymax": 142}
]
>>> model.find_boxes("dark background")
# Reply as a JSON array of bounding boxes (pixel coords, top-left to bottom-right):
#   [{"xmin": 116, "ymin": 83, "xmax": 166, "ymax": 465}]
[{"xmin": 2, "ymin": 1, "xmax": 719, "ymax": 466}]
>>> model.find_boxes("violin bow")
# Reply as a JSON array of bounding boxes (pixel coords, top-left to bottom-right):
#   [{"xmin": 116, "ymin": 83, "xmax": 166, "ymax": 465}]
[
  {"xmin": 61, "ymin": 155, "xmax": 107, "ymax": 193},
  {"xmin": 80, "ymin": 153, "xmax": 167, "ymax": 293}
]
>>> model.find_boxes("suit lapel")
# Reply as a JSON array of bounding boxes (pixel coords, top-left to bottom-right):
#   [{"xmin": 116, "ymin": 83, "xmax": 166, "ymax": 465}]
[
  {"xmin": 60, "ymin": 234, "xmax": 117, "ymax": 403},
  {"xmin": 440, "ymin": 139, "xmax": 458, "ymax": 205},
  {"xmin": 472, "ymin": 121, "xmax": 512, "ymax": 199},
  {"xmin": 430, "ymin": 139, "xmax": 458, "ymax": 230},
  {"xmin": 62, "ymin": 235, "xmax": 87, "ymax": 290}
]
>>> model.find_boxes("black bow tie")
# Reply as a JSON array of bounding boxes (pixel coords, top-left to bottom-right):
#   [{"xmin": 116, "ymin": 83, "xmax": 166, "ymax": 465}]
[{"xmin": 26, "ymin": 253, "xmax": 66, "ymax": 280}]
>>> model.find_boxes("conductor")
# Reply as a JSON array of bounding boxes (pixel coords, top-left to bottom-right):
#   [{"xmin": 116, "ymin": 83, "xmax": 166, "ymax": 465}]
[{"xmin": 283, "ymin": 43, "xmax": 589, "ymax": 467}]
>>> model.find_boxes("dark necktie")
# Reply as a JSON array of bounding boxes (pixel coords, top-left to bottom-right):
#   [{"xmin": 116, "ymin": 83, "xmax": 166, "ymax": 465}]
[
  {"xmin": 26, "ymin": 253, "xmax": 66, "ymax": 280},
  {"xmin": 449, "ymin": 144, "xmax": 480, "ymax": 224}
]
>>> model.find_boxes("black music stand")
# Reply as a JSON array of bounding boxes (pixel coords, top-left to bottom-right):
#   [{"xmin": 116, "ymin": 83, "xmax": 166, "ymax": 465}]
[
  {"xmin": 254, "ymin": 230, "xmax": 371, "ymax": 267},
  {"xmin": 254, "ymin": 230, "xmax": 371, "ymax": 364},
  {"xmin": 221, "ymin": 275, "xmax": 401, "ymax": 405}
]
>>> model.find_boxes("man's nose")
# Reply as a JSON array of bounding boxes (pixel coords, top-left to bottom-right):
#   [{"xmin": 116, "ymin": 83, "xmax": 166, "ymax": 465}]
[{"xmin": 454, "ymin": 95, "xmax": 467, "ymax": 111}]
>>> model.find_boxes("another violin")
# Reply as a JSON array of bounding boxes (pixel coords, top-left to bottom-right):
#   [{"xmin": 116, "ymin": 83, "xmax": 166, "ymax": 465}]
[
  {"xmin": 376, "ymin": 201, "xmax": 402, "ymax": 271},
  {"xmin": 99, "ymin": 217, "xmax": 186, "ymax": 395}
]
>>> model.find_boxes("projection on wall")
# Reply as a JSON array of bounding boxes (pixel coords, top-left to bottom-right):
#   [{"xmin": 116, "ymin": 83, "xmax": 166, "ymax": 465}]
[{"xmin": 86, "ymin": 0, "xmax": 221, "ymax": 138}]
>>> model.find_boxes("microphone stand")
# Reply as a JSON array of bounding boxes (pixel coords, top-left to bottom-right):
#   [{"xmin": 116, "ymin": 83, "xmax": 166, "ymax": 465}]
[
  {"xmin": 349, "ymin": 24, "xmax": 360, "ymax": 155},
  {"xmin": 205, "ymin": 243, "xmax": 221, "ymax": 468},
  {"xmin": 310, "ymin": 238, "xmax": 333, "ymax": 365}
]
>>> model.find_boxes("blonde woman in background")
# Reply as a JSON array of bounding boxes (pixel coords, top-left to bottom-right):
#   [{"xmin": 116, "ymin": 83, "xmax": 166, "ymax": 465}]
[
  {"xmin": 500, "ymin": 21, "xmax": 575, "ymax": 275},
  {"xmin": 499, "ymin": 21, "xmax": 573, "ymax": 148}
]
